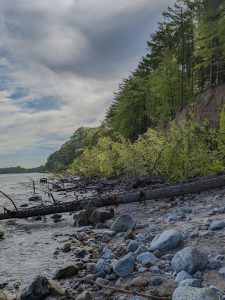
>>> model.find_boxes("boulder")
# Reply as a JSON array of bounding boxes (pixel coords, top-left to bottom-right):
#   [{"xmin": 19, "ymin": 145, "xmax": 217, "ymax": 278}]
[
  {"xmin": 136, "ymin": 252, "xmax": 158, "ymax": 266},
  {"xmin": 89, "ymin": 208, "xmax": 114, "ymax": 225},
  {"xmin": 54, "ymin": 265, "xmax": 79, "ymax": 279},
  {"xmin": 21, "ymin": 276, "xmax": 49, "ymax": 300},
  {"xmin": 113, "ymin": 253, "xmax": 135, "ymax": 277},
  {"xmin": 111, "ymin": 214, "xmax": 135, "ymax": 232},
  {"xmin": 171, "ymin": 247, "xmax": 208, "ymax": 274},
  {"xmin": 150, "ymin": 229, "xmax": 183, "ymax": 253},
  {"xmin": 73, "ymin": 208, "xmax": 95, "ymax": 226},
  {"xmin": 172, "ymin": 287, "xmax": 219, "ymax": 300}
]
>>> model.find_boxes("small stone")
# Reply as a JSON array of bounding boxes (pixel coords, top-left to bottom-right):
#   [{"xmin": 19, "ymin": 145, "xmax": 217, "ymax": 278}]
[
  {"xmin": 127, "ymin": 240, "xmax": 140, "ymax": 253},
  {"xmin": 54, "ymin": 265, "xmax": 79, "ymax": 279},
  {"xmin": 50, "ymin": 214, "xmax": 62, "ymax": 220},
  {"xmin": 149, "ymin": 278, "xmax": 163, "ymax": 286},
  {"xmin": 219, "ymin": 267, "xmax": 225, "ymax": 279},
  {"xmin": 62, "ymin": 243, "xmax": 71, "ymax": 253},
  {"xmin": 179, "ymin": 279, "xmax": 201, "ymax": 287},
  {"xmin": 175, "ymin": 271, "xmax": 193, "ymax": 284},
  {"xmin": 136, "ymin": 252, "xmax": 158, "ymax": 266},
  {"xmin": 208, "ymin": 260, "xmax": 222, "ymax": 270},
  {"xmin": 95, "ymin": 259, "xmax": 111, "ymax": 277},
  {"xmin": 110, "ymin": 214, "xmax": 135, "ymax": 232},
  {"xmin": 75, "ymin": 291, "xmax": 92, "ymax": 300},
  {"xmin": 113, "ymin": 253, "xmax": 135, "ymax": 278},
  {"xmin": 209, "ymin": 220, "xmax": 225, "ymax": 230},
  {"xmin": 161, "ymin": 254, "xmax": 174, "ymax": 261},
  {"xmin": 131, "ymin": 277, "xmax": 148, "ymax": 287},
  {"xmin": 150, "ymin": 266, "xmax": 161, "ymax": 273}
]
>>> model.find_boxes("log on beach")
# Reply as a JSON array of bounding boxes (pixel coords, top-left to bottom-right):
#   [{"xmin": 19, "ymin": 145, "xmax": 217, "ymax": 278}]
[{"xmin": 0, "ymin": 174, "xmax": 225, "ymax": 220}]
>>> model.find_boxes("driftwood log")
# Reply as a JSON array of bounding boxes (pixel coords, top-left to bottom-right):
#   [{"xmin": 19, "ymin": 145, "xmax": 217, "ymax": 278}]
[{"xmin": 0, "ymin": 174, "xmax": 225, "ymax": 220}]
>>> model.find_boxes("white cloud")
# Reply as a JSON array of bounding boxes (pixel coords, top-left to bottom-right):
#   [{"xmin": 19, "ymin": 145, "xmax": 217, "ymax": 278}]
[{"xmin": 0, "ymin": 0, "xmax": 173, "ymax": 166}]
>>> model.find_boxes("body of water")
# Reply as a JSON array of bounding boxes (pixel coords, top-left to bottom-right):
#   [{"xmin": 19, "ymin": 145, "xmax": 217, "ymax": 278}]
[{"xmin": 0, "ymin": 173, "xmax": 75, "ymax": 291}]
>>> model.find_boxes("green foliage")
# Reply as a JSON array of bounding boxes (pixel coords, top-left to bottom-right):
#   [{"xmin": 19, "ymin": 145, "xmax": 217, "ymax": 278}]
[
  {"xmin": 70, "ymin": 119, "xmax": 225, "ymax": 180},
  {"xmin": 45, "ymin": 127, "xmax": 110, "ymax": 172}
]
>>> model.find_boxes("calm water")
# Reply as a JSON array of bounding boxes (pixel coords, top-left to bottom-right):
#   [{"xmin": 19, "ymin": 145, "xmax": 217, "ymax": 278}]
[{"xmin": 0, "ymin": 173, "xmax": 75, "ymax": 291}]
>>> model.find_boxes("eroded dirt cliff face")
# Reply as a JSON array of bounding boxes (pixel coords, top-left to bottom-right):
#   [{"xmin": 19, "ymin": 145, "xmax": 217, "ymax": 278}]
[{"xmin": 176, "ymin": 85, "xmax": 225, "ymax": 128}]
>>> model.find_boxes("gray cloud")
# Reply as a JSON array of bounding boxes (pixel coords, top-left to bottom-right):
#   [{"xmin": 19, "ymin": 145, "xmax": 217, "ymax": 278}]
[{"xmin": 0, "ymin": 0, "xmax": 173, "ymax": 167}]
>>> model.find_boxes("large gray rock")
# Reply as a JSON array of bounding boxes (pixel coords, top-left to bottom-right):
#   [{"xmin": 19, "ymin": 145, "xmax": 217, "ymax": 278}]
[
  {"xmin": 172, "ymin": 287, "xmax": 219, "ymax": 300},
  {"xmin": 111, "ymin": 214, "xmax": 135, "ymax": 232},
  {"xmin": 171, "ymin": 247, "xmax": 208, "ymax": 274},
  {"xmin": 21, "ymin": 276, "xmax": 49, "ymax": 300},
  {"xmin": 89, "ymin": 208, "xmax": 114, "ymax": 225},
  {"xmin": 150, "ymin": 229, "xmax": 183, "ymax": 253},
  {"xmin": 113, "ymin": 253, "xmax": 135, "ymax": 277}
]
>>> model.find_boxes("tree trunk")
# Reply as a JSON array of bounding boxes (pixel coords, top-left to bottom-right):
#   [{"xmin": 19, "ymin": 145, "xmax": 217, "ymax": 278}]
[{"xmin": 0, "ymin": 174, "xmax": 225, "ymax": 220}]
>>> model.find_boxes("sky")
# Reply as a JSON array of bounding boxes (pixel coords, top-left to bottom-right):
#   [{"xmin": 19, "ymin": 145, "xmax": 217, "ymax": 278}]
[{"xmin": 0, "ymin": 0, "xmax": 173, "ymax": 168}]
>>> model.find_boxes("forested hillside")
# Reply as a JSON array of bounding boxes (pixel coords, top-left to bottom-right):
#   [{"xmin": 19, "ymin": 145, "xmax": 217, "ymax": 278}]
[
  {"xmin": 46, "ymin": 0, "xmax": 225, "ymax": 180},
  {"xmin": 105, "ymin": 0, "xmax": 225, "ymax": 139}
]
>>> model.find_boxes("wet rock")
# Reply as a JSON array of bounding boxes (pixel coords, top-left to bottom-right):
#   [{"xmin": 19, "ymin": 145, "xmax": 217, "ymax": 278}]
[
  {"xmin": 0, "ymin": 231, "xmax": 4, "ymax": 239},
  {"xmin": 150, "ymin": 229, "xmax": 183, "ymax": 253},
  {"xmin": 209, "ymin": 220, "xmax": 225, "ymax": 230},
  {"xmin": 54, "ymin": 265, "xmax": 79, "ymax": 279},
  {"xmin": 127, "ymin": 240, "xmax": 140, "ymax": 253},
  {"xmin": 179, "ymin": 279, "xmax": 201, "ymax": 287},
  {"xmin": 171, "ymin": 247, "xmax": 208, "ymax": 274},
  {"xmin": 21, "ymin": 276, "xmax": 49, "ymax": 300},
  {"xmin": 62, "ymin": 243, "xmax": 71, "ymax": 253},
  {"xmin": 50, "ymin": 214, "xmax": 62, "ymax": 221},
  {"xmin": 172, "ymin": 287, "xmax": 219, "ymax": 300},
  {"xmin": 89, "ymin": 208, "xmax": 114, "ymax": 225},
  {"xmin": 111, "ymin": 214, "xmax": 135, "ymax": 233},
  {"xmin": 29, "ymin": 195, "xmax": 42, "ymax": 202},
  {"xmin": 73, "ymin": 208, "xmax": 95, "ymax": 226},
  {"xmin": 20, "ymin": 203, "xmax": 29, "ymax": 208},
  {"xmin": 113, "ymin": 253, "xmax": 135, "ymax": 277},
  {"xmin": 175, "ymin": 271, "xmax": 193, "ymax": 283},
  {"xmin": 136, "ymin": 252, "xmax": 158, "ymax": 266},
  {"xmin": 75, "ymin": 291, "xmax": 92, "ymax": 300},
  {"xmin": 131, "ymin": 277, "xmax": 148, "ymax": 287}
]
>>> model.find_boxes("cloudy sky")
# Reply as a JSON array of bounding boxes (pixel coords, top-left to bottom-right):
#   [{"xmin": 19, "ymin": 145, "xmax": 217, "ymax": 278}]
[{"xmin": 0, "ymin": 0, "xmax": 173, "ymax": 168}]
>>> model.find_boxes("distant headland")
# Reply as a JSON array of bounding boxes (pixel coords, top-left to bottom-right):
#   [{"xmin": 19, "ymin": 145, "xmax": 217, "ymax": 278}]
[{"xmin": 0, "ymin": 166, "xmax": 45, "ymax": 174}]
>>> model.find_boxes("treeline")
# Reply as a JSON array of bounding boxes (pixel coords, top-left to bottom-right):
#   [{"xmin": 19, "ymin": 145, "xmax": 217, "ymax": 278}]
[
  {"xmin": 0, "ymin": 166, "xmax": 45, "ymax": 175},
  {"xmin": 105, "ymin": 0, "xmax": 225, "ymax": 139}
]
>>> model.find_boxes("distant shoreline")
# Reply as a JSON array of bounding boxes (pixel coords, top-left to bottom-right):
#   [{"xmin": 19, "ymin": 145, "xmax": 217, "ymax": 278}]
[{"xmin": 0, "ymin": 166, "xmax": 45, "ymax": 175}]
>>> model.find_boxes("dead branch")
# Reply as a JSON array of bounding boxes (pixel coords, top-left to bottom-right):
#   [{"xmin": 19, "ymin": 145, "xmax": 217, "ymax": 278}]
[{"xmin": 0, "ymin": 191, "xmax": 18, "ymax": 211}]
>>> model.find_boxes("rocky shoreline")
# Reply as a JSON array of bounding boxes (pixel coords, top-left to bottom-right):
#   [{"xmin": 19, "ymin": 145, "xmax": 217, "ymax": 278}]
[{"xmin": 1, "ymin": 178, "xmax": 225, "ymax": 299}]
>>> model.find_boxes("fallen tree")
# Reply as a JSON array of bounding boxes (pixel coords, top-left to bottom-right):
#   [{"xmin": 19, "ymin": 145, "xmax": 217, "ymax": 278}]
[{"xmin": 0, "ymin": 173, "xmax": 225, "ymax": 220}]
